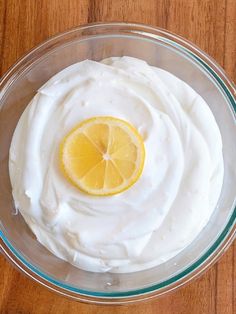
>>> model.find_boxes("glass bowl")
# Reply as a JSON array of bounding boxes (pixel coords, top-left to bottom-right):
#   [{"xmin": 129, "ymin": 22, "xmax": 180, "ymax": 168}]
[{"xmin": 0, "ymin": 22, "xmax": 235, "ymax": 305}]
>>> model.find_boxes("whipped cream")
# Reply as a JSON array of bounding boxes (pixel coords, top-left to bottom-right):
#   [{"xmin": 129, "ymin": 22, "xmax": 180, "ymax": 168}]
[{"xmin": 9, "ymin": 57, "xmax": 224, "ymax": 273}]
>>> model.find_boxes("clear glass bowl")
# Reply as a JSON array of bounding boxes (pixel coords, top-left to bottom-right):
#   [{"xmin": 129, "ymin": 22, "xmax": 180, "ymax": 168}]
[{"xmin": 0, "ymin": 23, "xmax": 235, "ymax": 304}]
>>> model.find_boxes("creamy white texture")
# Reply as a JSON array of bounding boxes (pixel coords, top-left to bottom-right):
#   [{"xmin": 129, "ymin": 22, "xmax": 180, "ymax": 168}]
[{"xmin": 9, "ymin": 57, "xmax": 224, "ymax": 273}]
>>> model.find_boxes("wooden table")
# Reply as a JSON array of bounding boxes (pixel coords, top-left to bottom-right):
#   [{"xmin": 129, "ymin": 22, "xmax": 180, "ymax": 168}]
[{"xmin": 0, "ymin": 1, "xmax": 235, "ymax": 313}]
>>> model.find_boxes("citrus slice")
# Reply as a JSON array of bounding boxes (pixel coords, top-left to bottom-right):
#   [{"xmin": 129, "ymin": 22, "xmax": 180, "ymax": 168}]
[{"xmin": 60, "ymin": 116, "xmax": 145, "ymax": 196}]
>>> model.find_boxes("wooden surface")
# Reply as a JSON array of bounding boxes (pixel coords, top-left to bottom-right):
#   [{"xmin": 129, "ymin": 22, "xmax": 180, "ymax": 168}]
[{"xmin": 0, "ymin": 0, "xmax": 235, "ymax": 313}]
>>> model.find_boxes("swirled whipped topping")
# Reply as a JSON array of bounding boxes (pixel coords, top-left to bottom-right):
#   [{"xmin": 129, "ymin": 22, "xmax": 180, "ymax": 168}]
[{"xmin": 9, "ymin": 57, "xmax": 224, "ymax": 273}]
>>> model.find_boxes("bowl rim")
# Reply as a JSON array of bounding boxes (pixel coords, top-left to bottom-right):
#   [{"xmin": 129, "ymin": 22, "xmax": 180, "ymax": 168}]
[{"xmin": 0, "ymin": 22, "xmax": 235, "ymax": 304}]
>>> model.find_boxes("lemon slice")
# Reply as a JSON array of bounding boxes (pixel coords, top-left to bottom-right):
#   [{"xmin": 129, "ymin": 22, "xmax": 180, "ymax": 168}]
[{"xmin": 60, "ymin": 116, "xmax": 145, "ymax": 196}]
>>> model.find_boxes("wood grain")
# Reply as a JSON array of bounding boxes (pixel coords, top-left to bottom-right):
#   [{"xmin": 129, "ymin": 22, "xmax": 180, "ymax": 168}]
[{"xmin": 0, "ymin": 0, "xmax": 235, "ymax": 313}]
